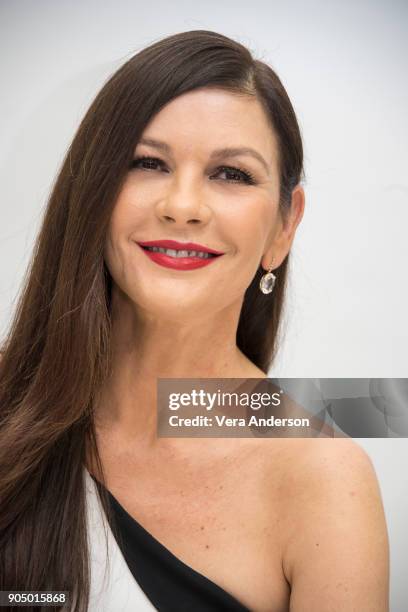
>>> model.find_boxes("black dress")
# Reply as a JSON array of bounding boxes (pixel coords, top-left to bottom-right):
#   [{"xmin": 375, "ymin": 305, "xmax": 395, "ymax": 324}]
[{"xmin": 92, "ymin": 476, "xmax": 250, "ymax": 612}]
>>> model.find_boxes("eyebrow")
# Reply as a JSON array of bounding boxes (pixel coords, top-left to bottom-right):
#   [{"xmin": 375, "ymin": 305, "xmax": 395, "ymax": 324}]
[{"xmin": 137, "ymin": 137, "xmax": 270, "ymax": 173}]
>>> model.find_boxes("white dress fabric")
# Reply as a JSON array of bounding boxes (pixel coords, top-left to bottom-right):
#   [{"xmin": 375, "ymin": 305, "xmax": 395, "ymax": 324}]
[{"xmin": 83, "ymin": 467, "xmax": 157, "ymax": 611}]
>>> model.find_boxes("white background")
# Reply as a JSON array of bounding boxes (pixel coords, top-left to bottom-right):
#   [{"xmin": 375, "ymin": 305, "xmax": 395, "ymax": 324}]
[{"xmin": 1, "ymin": 1, "xmax": 407, "ymax": 609}]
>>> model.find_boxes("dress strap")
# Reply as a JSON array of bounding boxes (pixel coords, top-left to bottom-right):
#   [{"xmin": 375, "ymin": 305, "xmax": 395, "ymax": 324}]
[{"xmin": 83, "ymin": 467, "xmax": 157, "ymax": 611}]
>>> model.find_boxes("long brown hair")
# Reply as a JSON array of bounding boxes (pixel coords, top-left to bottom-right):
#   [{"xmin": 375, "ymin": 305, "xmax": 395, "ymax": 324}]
[{"xmin": 0, "ymin": 30, "xmax": 304, "ymax": 611}]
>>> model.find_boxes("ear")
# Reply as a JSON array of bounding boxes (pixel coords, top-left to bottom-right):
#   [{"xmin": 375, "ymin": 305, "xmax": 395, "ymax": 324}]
[{"xmin": 261, "ymin": 185, "xmax": 305, "ymax": 271}]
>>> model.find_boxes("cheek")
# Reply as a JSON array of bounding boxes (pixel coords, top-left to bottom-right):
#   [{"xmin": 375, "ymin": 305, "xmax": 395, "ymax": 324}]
[
  {"xmin": 103, "ymin": 191, "xmax": 140, "ymax": 275},
  {"xmin": 104, "ymin": 186, "xmax": 151, "ymax": 257},
  {"xmin": 227, "ymin": 196, "xmax": 277, "ymax": 254},
  {"xmin": 109, "ymin": 185, "xmax": 148, "ymax": 227}
]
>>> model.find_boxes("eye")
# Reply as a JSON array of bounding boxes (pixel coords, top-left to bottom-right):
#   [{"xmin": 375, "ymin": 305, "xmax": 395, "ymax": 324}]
[
  {"xmin": 130, "ymin": 156, "xmax": 168, "ymax": 172},
  {"xmin": 212, "ymin": 165, "xmax": 256, "ymax": 185},
  {"xmin": 129, "ymin": 157, "xmax": 256, "ymax": 185}
]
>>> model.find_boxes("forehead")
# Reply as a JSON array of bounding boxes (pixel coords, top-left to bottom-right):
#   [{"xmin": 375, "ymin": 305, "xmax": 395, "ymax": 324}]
[{"xmin": 140, "ymin": 88, "xmax": 279, "ymax": 168}]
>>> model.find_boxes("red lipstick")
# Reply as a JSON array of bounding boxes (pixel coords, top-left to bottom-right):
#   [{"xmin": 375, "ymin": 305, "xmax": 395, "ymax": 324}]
[
  {"xmin": 136, "ymin": 240, "xmax": 224, "ymax": 271},
  {"xmin": 138, "ymin": 240, "xmax": 224, "ymax": 254}
]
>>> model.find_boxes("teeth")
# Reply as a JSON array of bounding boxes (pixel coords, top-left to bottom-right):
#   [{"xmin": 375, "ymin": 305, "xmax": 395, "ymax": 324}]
[{"xmin": 144, "ymin": 246, "xmax": 214, "ymax": 259}]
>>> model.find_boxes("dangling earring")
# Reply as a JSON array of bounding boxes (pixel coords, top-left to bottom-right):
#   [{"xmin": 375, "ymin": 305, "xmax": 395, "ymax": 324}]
[{"xmin": 259, "ymin": 259, "xmax": 276, "ymax": 295}]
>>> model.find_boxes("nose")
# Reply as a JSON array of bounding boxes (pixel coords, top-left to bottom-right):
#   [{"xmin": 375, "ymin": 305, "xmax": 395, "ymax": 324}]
[{"xmin": 155, "ymin": 172, "xmax": 212, "ymax": 226}]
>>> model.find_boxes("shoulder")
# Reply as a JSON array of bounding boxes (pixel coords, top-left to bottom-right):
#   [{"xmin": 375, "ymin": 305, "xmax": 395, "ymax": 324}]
[
  {"xmin": 282, "ymin": 437, "xmax": 378, "ymax": 486},
  {"xmin": 273, "ymin": 438, "xmax": 389, "ymax": 610},
  {"xmin": 278, "ymin": 438, "xmax": 385, "ymax": 516}
]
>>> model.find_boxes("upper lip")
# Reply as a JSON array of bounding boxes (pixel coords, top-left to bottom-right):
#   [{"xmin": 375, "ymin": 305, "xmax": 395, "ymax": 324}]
[{"xmin": 137, "ymin": 240, "xmax": 224, "ymax": 255}]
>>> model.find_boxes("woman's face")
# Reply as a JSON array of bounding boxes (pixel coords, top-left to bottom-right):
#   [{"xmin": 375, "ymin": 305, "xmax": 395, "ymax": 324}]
[{"xmin": 105, "ymin": 87, "xmax": 299, "ymax": 323}]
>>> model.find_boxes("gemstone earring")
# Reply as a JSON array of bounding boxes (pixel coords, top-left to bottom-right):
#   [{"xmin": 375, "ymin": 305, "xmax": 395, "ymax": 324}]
[{"xmin": 259, "ymin": 260, "xmax": 276, "ymax": 295}]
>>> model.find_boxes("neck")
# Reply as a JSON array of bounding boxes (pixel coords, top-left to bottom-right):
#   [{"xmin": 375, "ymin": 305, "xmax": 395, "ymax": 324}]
[{"xmin": 93, "ymin": 286, "xmax": 265, "ymax": 445}]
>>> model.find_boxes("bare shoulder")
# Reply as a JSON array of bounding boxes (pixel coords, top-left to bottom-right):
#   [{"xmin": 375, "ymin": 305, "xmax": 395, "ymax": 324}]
[
  {"xmin": 273, "ymin": 438, "xmax": 389, "ymax": 611},
  {"xmin": 280, "ymin": 437, "xmax": 379, "ymax": 483}
]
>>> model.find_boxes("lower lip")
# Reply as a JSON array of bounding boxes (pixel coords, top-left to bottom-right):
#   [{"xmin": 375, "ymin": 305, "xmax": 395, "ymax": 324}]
[{"xmin": 137, "ymin": 245, "xmax": 222, "ymax": 270}]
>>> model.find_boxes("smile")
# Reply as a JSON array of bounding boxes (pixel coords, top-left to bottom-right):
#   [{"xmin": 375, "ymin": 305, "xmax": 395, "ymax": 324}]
[
  {"xmin": 144, "ymin": 246, "xmax": 215, "ymax": 259},
  {"xmin": 136, "ymin": 242, "xmax": 224, "ymax": 271}
]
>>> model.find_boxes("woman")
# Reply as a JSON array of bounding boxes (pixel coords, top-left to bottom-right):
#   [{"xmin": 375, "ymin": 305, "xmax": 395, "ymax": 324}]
[{"xmin": 0, "ymin": 30, "xmax": 389, "ymax": 611}]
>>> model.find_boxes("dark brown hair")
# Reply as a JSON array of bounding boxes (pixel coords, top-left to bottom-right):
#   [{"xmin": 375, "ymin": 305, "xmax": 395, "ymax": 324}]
[{"xmin": 0, "ymin": 30, "xmax": 304, "ymax": 611}]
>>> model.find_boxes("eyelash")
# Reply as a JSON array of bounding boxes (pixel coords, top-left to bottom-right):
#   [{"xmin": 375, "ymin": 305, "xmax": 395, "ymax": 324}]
[{"xmin": 129, "ymin": 156, "xmax": 256, "ymax": 185}]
